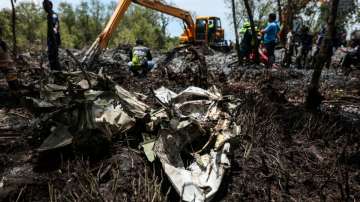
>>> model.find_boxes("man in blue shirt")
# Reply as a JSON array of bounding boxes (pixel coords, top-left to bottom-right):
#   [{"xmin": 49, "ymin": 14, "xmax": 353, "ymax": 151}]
[{"xmin": 261, "ymin": 13, "xmax": 280, "ymax": 68}]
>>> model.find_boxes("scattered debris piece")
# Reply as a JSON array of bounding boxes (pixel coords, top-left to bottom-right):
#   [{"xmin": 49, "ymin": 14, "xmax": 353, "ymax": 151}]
[{"xmin": 152, "ymin": 86, "xmax": 239, "ymax": 201}]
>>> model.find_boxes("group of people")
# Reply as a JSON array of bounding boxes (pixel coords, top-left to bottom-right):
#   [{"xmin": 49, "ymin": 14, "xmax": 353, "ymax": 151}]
[
  {"xmin": 238, "ymin": 12, "xmax": 359, "ymax": 72},
  {"xmin": 1, "ymin": 1, "xmax": 359, "ymax": 97},
  {"xmin": 239, "ymin": 13, "xmax": 280, "ymax": 68},
  {"xmin": 291, "ymin": 25, "xmax": 359, "ymax": 71}
]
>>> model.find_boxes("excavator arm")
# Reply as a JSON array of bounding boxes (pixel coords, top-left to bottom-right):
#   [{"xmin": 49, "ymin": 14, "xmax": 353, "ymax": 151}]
[
  {"xmin": 133, "ymin": 0, "xmax": 194, "ymax": 34},
  {"xmin": 82, "ymin": 0, "xmax": 195, "ymax": 66},
  {"xmin": 82, "ymin": 0, "xmax": 132, "ymax": 65},
  {"xmin": 99, "ymin": 0, "xmax": 132, "ymax": 49}
]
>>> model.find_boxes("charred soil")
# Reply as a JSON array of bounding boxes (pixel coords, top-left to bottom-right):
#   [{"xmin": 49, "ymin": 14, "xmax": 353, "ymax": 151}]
[{"xmin": 0, "ymin": 46, "xmax": 359, "ymax": 201}]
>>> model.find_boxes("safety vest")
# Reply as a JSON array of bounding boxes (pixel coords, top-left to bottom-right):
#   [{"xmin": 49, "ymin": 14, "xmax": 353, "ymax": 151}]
[
  {"xmin": 209, "ymin": 23, "xmax": 214, "ymax": 29},
  {"xmin": 132, "ymin": 46, "xmax": 148, "ymax": 67}
]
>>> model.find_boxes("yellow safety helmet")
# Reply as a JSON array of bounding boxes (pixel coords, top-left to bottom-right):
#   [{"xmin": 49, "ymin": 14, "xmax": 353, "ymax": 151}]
[{"xmin": 243, "ymin": 22, "xmax": 251, "ymax": 28}]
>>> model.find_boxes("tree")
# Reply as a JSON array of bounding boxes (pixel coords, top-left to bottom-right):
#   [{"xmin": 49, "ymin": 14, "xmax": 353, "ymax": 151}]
[
  {"xmin": 0, "ymin": 1, "xmax": 177, "ymax": 51},
  {"xmin": 305, "ymin": 0, "xmax": 340, "ymax": 111},
  {"xmin": 225, "ymin": 0, "xmax": 274, "ymax": 65},
  {"xmin": 89, "ymin": 0, "xmax": 105, "ymax": 35},
  {"xmin": 16, "ymin": 2, "xmax": 44, "ymax": 51},
  {"xmin": 58, "ymin": 2, "xmax": 75, "ymax": 35},
  {"xmin": 58, "ymin": 2, "xmax": 77, "ymax": 47},
  {"xmin": 0, "ymin": 2, "xmax": 45, "ymax": 51},
  {"xmin": 110, "ymin": 5, "xmax": 167, "ymax": 49},
  {"xmin": 231, "ymin": 0, "xmax": 241, "ymax": 65},
  {"xmin": 159, "ymin": 13, "xmax": 170, "ymax": 37},
  {"xmin": 277, "ymin": 0, "xmax": 282, "ymax": 24},
  {"xmin": 282, "ymin": 0, "xmax": 294, "ymax": 67},
  {"xmin": 10, "ymin": 0, "xmax": 17, "ymax": 57},
  {"xmin": 75, "ymin": 1, "xmax": 91, "ymax": 47},
  {"xmin": 225, "ymin": 0, "xmax": 275, "ymax": 30},
  {"xmin": 257, "ymin": 1, "xmax": 273, "ymax": 21},
  {"xmin": 0, "ymin": 11, "xmax": 11, "ymax": 42},
  {"xmin": 243, "ymin": 0, "xmax": 259, "ymax": 63}
]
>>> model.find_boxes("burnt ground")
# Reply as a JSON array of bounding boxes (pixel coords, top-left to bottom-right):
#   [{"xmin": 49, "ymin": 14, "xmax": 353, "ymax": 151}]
[{"xmin": 0, "ymin": 46, "xmax": 359, "ymax": 201}]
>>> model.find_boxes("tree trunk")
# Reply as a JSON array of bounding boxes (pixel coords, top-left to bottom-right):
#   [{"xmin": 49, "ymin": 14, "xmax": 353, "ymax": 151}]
[
  {"xmin": 277, "ymin": 0, "xmax": 282, "ymax": 25},
  {"xmin": 10, "ymin": 0, "xmax": 17, "ymax": 57},
  {"xmin": 282, "ymin": 0, "xmax": 294, "ymax": 67},
  {"xmin": 231, "ymin": 0, "xmax": 241, "ymax": 65},
  {"xmin": 305, "ymin": 0, "xmax": 339, "ymax": 110},
  {"xmin": 160, "ymin": 13, "xmax": 169, "ymax": 37},
  {"xmin": 243, "ymin": 0, "xmax": 260, "ymax": 63}
]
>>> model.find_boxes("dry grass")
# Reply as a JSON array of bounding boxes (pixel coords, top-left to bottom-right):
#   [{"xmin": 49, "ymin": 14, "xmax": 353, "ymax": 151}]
[
  {"xmin": 48, "ymin": 155, "xmax": 168, "ymax": 202},
  {"xmin": 224, "ymin": 86, "xmax": 360, "ymax": 201}
]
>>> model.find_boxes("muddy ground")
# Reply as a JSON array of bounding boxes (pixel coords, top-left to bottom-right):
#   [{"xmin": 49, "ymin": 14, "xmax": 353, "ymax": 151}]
[{"xmin": 0, "ymin": 46, "xmax": 359, "ymax": 201}]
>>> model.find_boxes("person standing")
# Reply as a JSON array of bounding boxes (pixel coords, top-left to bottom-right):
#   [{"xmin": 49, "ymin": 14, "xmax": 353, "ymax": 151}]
[
  {"xmin": 296, "ymin": 26, "xmax": 313, "ymax": 69},
  {"xmin": 239, "ymin": 22, "xmax": 253, "ymax": 62},
  {"xmin": 261, "ymin": 13, "xmax": 280, "ymax": 68},
  {"xmin": 341, "ymin": 30, "xmax": 360, "ymax": 74},
  {"xmin": 43, "ymin": 0, "xmax": 61, "ymax": 71},
  {"xmin": 208, "ymin": 19, "xmax": 215, "ymax": 43}
]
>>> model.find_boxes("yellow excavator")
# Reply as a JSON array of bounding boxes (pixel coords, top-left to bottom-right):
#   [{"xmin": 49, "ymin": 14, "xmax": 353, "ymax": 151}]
[{"xmin": 82, "ymin": 0, "xmax": 229, "ymax": 65}]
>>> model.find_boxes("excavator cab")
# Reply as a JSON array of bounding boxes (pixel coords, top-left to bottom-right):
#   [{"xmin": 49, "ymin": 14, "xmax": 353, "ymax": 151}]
[
  {"xmin": 193, "ymin": 17, "xmax": 227, "ymax": 50},
  {"xmin": 195, "ymin": 17, "xmax": 224, "ymax": 43}
]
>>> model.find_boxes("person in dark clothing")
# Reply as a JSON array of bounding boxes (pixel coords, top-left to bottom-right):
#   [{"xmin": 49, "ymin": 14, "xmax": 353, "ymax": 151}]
[
  {"xmin": 296, "ymin": 26, "xmax": 313, "ymax": 68},
  {"xmin": 208, "ymin": 19, "xmax": 215, "ymax": 43},
  {"xmin": 261, "ymin": 13, "xmax": 280, "ymax": 68},
  {"xmin": 43, "ymin": 0, "xmax": 61, "ymax": 71},
  {"xmin": 342, "ymin": 47, "xmax": 359, "ymax": 74},
  {"xmin": 314, "ymin": 26, "xmax": 346, "ymax": 69},
  {"xmin": 315, "ymin": 27, "xmax": 325, "ymax": 55},
  {"xmin": 311, "ymin": 27, "xmax": 328, "ymax": 68},
  {"xmin": 341, "ymin": 30, "xmax": 360, "ymax": 74},
  {"xmin": 239, "ymin": 22, "xmax": 253, "ymax": 61},
  {"xmin": 128, "ymin": 39, "xmax": 154, "ymax": 77},
  {"xmin": 333, "ymin": 27, "xmax": 347, "ymax": 50}
]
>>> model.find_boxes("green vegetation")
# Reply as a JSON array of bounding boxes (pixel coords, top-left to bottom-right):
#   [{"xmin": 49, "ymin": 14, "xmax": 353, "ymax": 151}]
[{"xmin": 0, "ymin": 1, "xmax": 179, "ymax": 52}]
